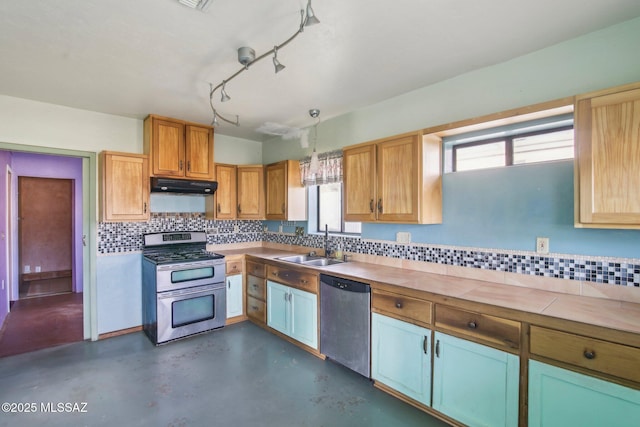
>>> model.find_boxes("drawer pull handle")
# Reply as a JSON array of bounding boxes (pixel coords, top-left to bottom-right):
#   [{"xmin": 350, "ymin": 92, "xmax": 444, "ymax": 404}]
[
  {"xmin": 468, "ymin": 321, "xmax": 478, "ymax": 329},
  {"xmin": 251, "ymin": 305, "xmax": 258, "ymax": 310},
  {"xmin": 584, "ymin": 350, "xmax": 596, "ymax": 360},
  {"xmin": 395, "ymin": 301, "xmax": 403, "ymax": 309},
  {"xmin": 272, "ymin": 272, "xmax": 278, "ymax": 276},
  {"xmin": 301, "ymin": 279, "xmax": 308, "ymax": 284}
]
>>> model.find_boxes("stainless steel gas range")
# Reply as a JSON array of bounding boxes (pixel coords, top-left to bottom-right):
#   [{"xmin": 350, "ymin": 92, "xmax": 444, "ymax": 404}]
[{"xmin": 142, "ymin": 231, "xmax": 226, "ymax": 345}]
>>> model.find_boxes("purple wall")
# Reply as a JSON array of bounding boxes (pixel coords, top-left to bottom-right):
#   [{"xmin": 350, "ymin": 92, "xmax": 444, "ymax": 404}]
[{"xmin": 6, "ymin": 152, "xmax": 83, "ymax": 302}]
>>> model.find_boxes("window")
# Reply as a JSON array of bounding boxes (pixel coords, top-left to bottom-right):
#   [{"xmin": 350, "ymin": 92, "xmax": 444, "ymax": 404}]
[
  {"xmin": 316, "ymin": 183, "xmax": 361, "ymax": 234},
  {"xmin": 445, "ymin": 113, "xmax": 574, "ymax": 172}
]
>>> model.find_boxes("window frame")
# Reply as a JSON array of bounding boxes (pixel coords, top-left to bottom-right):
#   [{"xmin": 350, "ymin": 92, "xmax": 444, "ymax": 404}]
[
  {"xmin": 451, "ymin": 124, "xmax": 574, "ymax": 172},
  {"xmin": 314, "ymin": 182, "xmax": 361, "ymax": 235}
]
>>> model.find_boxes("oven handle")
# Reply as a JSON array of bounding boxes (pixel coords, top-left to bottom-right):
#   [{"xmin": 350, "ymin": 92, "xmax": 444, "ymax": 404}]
[{"xmin": 158, "ymin": 285, "xmax": 222, "ymax": 299}]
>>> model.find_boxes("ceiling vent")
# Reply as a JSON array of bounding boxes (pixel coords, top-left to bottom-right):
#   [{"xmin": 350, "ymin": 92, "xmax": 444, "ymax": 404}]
[{"xmin": 178, "ymin": 0, "xmax": 212, "ymax": 11}]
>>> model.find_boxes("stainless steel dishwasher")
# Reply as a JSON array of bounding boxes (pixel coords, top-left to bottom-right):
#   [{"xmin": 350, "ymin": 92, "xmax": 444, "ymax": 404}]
[{"xmin": 320, "ymin": 274, "xmax": 371, "ymax": 378}]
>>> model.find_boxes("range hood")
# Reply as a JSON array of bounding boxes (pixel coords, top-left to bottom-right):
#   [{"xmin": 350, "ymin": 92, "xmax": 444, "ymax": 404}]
[{"xmin": 150, "ymin": 177, "xmax": 218, "ymax": 195}]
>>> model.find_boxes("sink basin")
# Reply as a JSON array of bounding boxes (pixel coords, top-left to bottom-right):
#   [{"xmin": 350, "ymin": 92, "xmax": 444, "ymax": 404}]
[
  {"xmin": 276, "ymin": 255, "xmax": 344, "ymax": 267},
  {"xmin": 302, "ymin": 258, "xmax": 343, "ymax": 267},
  {"xmin": 276, "ymin": 254, "xmax": 324, "ymax": 264}
]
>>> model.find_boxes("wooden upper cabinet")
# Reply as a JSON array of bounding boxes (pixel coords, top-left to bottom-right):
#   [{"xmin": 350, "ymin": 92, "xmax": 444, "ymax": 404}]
[
  {"xmin": 100, "ymin": 151, "xmax": 149, "ymax": 222},
  {"xmin": 575, "ymin": 82, "xmax": 640, "ymax": 229},
  {"xmin": 344, "ymin": 131, "xmax": 442, "ymax": 224},
  {"xmin": 207, "ymin": 164, "xmax": 265, "ymax": 220},
  {"xmin": 237, "ymin": 165, "xmax": 265, "ymax": 219},
  {"xmin": 144, "ymin": 115, "xmax": 214, "ymax": 180},
  {"xmin": 343, "ymin": 144, "xmax": 377, "ymax": 222},
  {"xmin": 265, "ymin": 160, "xmax": 306, "ymax": 221},
  {"xmin": 185, "ymin": 125, "xmax": 215, "ymax": 179},
  {"xmin": 213, "ymin": 163, "xmax": 237, "ymax": 220}
]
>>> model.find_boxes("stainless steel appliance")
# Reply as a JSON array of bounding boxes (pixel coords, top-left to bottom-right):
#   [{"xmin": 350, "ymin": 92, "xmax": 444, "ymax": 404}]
[
  {"xmin": 142, "ymin": 231, "xmax": 226, "ymax": 345},
  {"xmin": 320, "ymin": 274, "xmax": 371, "ymax": 377}
]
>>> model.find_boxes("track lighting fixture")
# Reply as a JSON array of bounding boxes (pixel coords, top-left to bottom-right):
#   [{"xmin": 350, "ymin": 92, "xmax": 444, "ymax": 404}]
[
  {"xmin": 220, "ymin": 81, "xmax": 231, "ymax": 102},
  {"xmin": 305, "ymin": 0, "xmax": 320, "ymax": 26},
  {"xmin": 208, "ymin": 0, "xmax": 320, "ymax": 127},
  {"xmin": 273, "ymin": 46, "xmax": 285, "ymax": 73}
]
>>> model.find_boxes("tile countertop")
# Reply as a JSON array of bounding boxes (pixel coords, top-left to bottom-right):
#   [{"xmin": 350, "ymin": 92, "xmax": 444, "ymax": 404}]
[{"xmin": 215, "ymin": 247, "xmax": 640, "ymax": 340}]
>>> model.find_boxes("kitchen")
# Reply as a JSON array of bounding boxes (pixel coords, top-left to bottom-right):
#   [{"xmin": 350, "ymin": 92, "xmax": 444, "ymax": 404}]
[{"xmin": 1, "ymin": 1, "xmax": 640, "ymax": 426}]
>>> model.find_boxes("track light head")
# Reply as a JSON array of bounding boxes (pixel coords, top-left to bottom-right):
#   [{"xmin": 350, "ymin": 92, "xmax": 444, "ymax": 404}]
[
  {"xmin": 305, "ymin": 0, "xmax": 320, "ymax": 26},
  {"xmin": 220, "ymin": 81, "xmax": 231, "ymax": 102}
]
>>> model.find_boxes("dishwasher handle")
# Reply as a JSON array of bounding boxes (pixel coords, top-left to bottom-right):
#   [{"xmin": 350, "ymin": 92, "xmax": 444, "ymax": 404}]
[{"xmin": 320, "ymin": 274, "xmax": 370, "ymax": 293}]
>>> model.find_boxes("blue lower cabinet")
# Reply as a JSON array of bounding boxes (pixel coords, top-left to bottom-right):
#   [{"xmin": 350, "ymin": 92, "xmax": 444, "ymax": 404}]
[
  {"xmin": 266, "ymin": 280, "xmax": 318, "ymax": 350},
  {"xmin": 371, "ymin": 313, "xmax": 432, "ymax": 406},
  {"xmin": 529, "ymin": 360, "xmax": 640, "ymax": 427},
  {"xmin": 432, "ymin": 332, "xmax": 519, "ymax": 427}
]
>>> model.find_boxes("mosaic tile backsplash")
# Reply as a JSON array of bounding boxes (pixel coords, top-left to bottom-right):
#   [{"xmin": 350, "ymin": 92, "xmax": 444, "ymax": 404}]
[{"xmin": 98, "ymin": 213, "xmax": 640, "ymax": 288}]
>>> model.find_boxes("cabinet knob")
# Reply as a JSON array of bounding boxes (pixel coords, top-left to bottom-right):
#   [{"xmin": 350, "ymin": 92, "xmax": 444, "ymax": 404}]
[
  {"xmin": 395, "ymin": 301, "xmax": 403, "ymax": 309},
  {"xmin": 468, "ymin": 321, "xmax": 478, "ymax": 329},
  {"xmin": 583, "ymin": 350, "xmax": 596, "ymax": 360}
]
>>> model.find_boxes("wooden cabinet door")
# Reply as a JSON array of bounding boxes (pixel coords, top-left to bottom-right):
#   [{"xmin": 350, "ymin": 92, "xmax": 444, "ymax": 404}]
[
  {"xmin": 151, "ymin": 118, "xmax": 185, "ymax": 177},
  {"xmin": 576, "ymin": 86, "xmax": 640, "ymax": 227},
  {"xmin": 289, "ymin": 287, "xmax": 318, "ymax": 349},
  {"xmin": 432, "ymin": 332, "xmax": 519, "ymax": 427},
  {"xmin": 371, "ymin": 313, "xmax": 431, "ymax": 406},
  {"xmin": 237, "ymin": 165, "xmax": 265, "ymax": 219},
  {"xmin": 266, "ymin": 280, "xmax": 289, "ymax": 335},
  {"xmin": 344, "ymin": 144, "xmax": 377, "ymax": 222},
  {"xmin": 214, "ymin": 164, "xmax": 237, "ymax": 219},
  {"xmin": 528, "ymin": 360, "xmax": 640, "ymax": 427},
  {"xmin": 101, "ymin": 152, "xmax": 149, "ymax": 222},
  {"xmin": 185, "ymin": 125, "xmax": 215, "ymax": 179},
  {"xmin": 265, "ymin": 161, "xmax": 287, "ymax": 220},
  {"xmin": 226, "ymin": 274, "xmax": 243, "ymax": 319},
  {"xmin": 377, "ymin": 134, "xmax": 419, "ymax": 222}
]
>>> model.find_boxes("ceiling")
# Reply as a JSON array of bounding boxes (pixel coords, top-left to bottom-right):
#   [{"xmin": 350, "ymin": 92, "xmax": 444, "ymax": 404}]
[{"xmin": 1, "ymin": 1, "xmax": 640, "ymax": 142}]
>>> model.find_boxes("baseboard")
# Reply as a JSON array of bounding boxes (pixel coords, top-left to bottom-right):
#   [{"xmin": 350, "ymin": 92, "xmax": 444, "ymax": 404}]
[{"xmin": 98, "ymin": 326, "xmax": 142, "ymax": 340}]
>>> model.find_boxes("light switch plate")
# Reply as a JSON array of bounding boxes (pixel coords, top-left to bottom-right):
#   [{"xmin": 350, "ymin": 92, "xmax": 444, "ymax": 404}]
[
  {"xmin": 536, "ymin": 237, "xmax": 549, "ymax": 254},
  {"xmin": 396, "ymin": 232, "xmax": 411, "ymax": 244}
]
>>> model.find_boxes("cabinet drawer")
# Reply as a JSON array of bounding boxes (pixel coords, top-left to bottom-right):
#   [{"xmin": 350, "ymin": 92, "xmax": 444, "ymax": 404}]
[
  {"xmin": 246, "ymin": 261, "xmax": 265, "ymax": 278},
  {"xmin": 266, "ymin": 265, "xmax": 318, "ymax": 293},
  {"xmin": 247, "ymin": 296, "xmax": 266, "ymax": 324},
  {"xmin": 372, "ymin": 289, "xmax": 432, "ymax": 326},
  {"xmin": 435, "ymin": 305, "xmax": 520, "ymax": 350},
  {"xmin": 530, "ymin": 326, "xmax": 640, "ymax": 383},
  {"xmin": 247, "ymin": 275, "xmax": 266, "ymax": 300},
  {"xmin": 226, "ymin": 260, "xmax": 242, "ymax": 275}
]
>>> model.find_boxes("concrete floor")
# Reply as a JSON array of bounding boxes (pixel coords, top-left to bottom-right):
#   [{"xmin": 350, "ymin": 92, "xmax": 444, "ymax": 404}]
[{"xmin": 0, "ymin": 322, "xmax": 448, "ymax": 427}]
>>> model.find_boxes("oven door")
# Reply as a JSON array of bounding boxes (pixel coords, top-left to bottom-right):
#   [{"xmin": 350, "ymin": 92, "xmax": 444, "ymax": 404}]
[
  {"xmin": 156, "ymin": 261, "xmax": 225, "ymax": 293},
  {"xmin": 156, "ymin": 284, "xmax": 226, "ymax": 344}
]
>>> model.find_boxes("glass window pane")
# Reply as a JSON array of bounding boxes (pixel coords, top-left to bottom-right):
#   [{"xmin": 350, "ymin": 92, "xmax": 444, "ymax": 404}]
[
  {"xmin": 513, "ymin": 129, "xmax": 574, "ymax": 164},
  {"xmin": 456, "ymin": 141, "xmax": 506, "ymax": 171},
  {"xmin": 318, "ymin": 183, "xmax": 342, "ymax": 232},
  {"xmin": 172, "ymin": 295, "xmax": 214, "ymax": 327}
]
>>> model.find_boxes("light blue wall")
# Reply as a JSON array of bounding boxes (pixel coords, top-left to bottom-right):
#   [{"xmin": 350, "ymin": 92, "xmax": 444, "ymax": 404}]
[
  {"xmin": 96, "ymin": 253, "xmax": 142, "ymax": 334},
  {"xmin": 364, "ymin": 161, "xmax": 640, "ymax": 258}
]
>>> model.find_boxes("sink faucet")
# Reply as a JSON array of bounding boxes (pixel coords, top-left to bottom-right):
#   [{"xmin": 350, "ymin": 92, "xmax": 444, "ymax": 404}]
[{"xmin": 324, "ymin": 224, "xmax": 330, "ymax": 258}]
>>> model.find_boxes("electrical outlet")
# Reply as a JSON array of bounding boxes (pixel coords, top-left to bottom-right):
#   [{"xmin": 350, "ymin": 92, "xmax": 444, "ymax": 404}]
[
  {"xmin": 35, "ymin": 266, "xmax": 41, "ymax": 273},
  {"xmin": 24, "ymin": 265, "xmax": 30, "ymax": 274},
  {"xmin": 206, "ymin": 227, "xmax": 218, "ymax": 234},
  {"xmin": 396, "ymin": 232, "xmax": 411, "ymax": 244},
  {"xmin": 233, "ymin": 225, "xmax": 240, "ymax": 233},
  {"xmin": 536, "ymin": 237, "xmax": 549, "ymax": 254},
  {"xmin": 278, "ymin": 225, "xmax": 283, "ymax": 233}
]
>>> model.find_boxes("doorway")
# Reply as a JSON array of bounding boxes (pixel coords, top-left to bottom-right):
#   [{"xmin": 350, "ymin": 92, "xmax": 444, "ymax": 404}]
[{"xmin": 18, "ymin": 177, "xmax": 73, "ymax": 298}]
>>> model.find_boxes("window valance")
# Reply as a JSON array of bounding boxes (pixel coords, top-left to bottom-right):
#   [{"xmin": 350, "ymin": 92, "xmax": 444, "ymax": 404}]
[{"xmin": 299, "ymin": 149, "xmax": 343, "ymax": 187}]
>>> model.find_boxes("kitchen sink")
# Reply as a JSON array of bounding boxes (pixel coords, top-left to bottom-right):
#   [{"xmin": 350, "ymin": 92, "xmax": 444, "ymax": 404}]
[
  {"xmin": 276, "ymin": 254, "xmax": 324, "ymax": 263},
  {"xmin": 276, "ymin": 254, "xmax": 344, "ymax": 266},
  {"xmin": 302, "ymin": 258, "xmax": 343, "ymax": 267}
]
